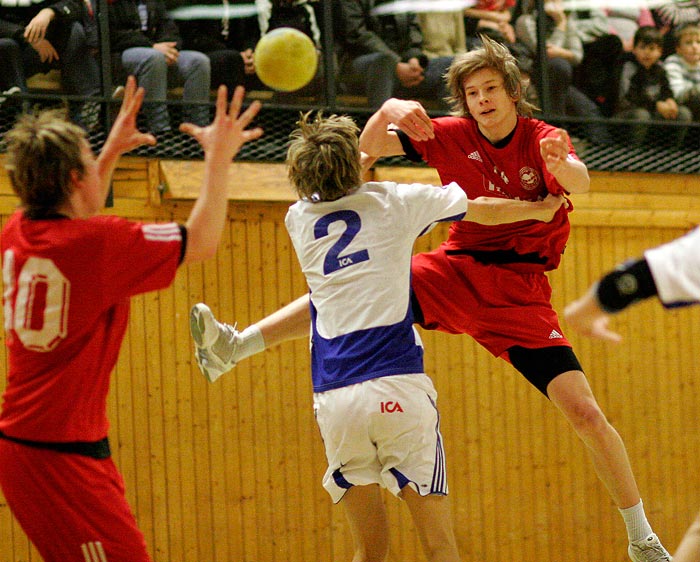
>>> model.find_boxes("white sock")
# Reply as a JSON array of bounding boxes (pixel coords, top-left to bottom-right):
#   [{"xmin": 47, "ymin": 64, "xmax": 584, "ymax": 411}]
[
  {"xmin": 620, "ymin": 499, "xmax": 653, "ymax": 542},
  {"xmin": 236, "ymin": 325, "xmax": 265, "ymax": 362}
]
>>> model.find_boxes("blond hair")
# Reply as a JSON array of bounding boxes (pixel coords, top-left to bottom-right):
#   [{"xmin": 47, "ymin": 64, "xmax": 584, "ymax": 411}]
[
  {"xmin": 5, "ymin": 109, "xmax": 86, "ymax": 218},
  {"xmin": 445, "ymin": 34, "xmax": 538, "ymax": 118},
  {"xmin": 286, "ymin": 112, "xmax": 362, "ymax": 202}
]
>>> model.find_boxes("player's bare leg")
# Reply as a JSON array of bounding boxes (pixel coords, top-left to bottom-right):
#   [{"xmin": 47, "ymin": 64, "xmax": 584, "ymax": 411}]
[
  {"xmin": 255, "ymin": 293, "xmax": 311, "ymax": 346},
  {"xmin": 547, "ymin": 370, "xmax": 671, "ymax": 562},
  {"xmin": 341, "ymin": 484, "xmax": 390, "ymax": 562},
  {"xmin": 401, "ymin": 487, "xmax": 461, "ymax": 562},
  {"xmin": 189, "ymin": 294, "xmax": 311, "ymax": 382},
  {"xmin": 673, "ymin": 511, "xmax": 700, "ymax": 562}
]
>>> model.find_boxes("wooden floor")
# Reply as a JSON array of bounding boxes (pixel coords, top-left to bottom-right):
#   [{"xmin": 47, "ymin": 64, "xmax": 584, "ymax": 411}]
[{"xmin": 1, "ymin": 157, "xmax": 699, "ymax": 561}]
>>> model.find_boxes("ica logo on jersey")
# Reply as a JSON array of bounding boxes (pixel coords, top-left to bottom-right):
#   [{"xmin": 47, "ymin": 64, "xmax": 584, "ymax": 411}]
[{"xmin": 380, "ymin": 401, "xmax": 404, "ymax": 413}]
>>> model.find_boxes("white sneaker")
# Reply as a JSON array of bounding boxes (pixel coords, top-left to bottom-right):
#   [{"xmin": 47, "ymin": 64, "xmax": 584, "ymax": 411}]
[
  {"xmin": 628, "ymin": 533, "xmax": 672, "ymax": 562},
  {"xmin": 189, "ymin": 303, "xmax": 240, "ymax": 383}
]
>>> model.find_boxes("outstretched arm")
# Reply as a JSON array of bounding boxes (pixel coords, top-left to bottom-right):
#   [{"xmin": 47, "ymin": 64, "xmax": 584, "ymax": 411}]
[
  {"xmin": 182, "ymin": 85, "xmax": 263, "ymax": 264},
  {"xmin": 465, "ymin": 193, "xmax": 567, "ymax": 225}
]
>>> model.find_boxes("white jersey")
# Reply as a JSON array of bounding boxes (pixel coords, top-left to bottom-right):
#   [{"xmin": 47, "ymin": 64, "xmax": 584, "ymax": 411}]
[
  {"xmin": 285, "ymin": 180, "xmax": 467, "ymax": 392},
  {"xmin": 645, "ymin": 226, "xmax": 700, "ymax": 308}
]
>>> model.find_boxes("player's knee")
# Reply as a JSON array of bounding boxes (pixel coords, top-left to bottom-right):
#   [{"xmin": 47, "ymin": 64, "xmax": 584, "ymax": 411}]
[{"xmin": 563, "ymin": 397, "xmax": 610, "ymax": 436}]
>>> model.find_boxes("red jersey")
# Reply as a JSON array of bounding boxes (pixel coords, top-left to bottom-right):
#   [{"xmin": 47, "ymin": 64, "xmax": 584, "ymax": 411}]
[
  {"xmin": 402, "ymin": 115, "xmax": 576, "ymax": 270},
  {"xmin": 1, "ymin": 212, "xmax": 183, "ymax": 442}
]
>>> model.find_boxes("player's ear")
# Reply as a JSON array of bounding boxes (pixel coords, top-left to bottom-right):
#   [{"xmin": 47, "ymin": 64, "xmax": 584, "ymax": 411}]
[{"xmin": 69, "ymin": 168, "xmax": 84, "ymax": 189}]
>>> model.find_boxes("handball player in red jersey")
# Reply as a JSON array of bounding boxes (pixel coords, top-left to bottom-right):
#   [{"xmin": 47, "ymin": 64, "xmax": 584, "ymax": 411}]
[
  {"xmin": 186, "ymin": 35, "xmax": 672, "ymax": 562},
  {"xmin": 0, "ymin": 76, "xmax": 262, "ymax": 561},
  {"xmin": 358, "ymin": 34, "xmax": 671, "ymax": 562}
]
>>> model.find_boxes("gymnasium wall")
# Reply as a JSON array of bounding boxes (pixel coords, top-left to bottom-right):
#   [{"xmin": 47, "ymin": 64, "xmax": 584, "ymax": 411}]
[{"xmin": 0, "ymin": 157, "xmax": 699, "ymax": 562}]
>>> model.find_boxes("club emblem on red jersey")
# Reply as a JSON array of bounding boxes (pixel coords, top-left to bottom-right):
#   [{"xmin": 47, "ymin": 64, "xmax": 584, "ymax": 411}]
[{"xmin": 519, "ymin": 167, "xmax": 540, "ymax": 191}]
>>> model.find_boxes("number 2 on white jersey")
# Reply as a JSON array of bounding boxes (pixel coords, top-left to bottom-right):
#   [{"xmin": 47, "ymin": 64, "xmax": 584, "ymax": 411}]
[
  {"xmin": 314, "ymin": 210, "xmax": 370, "ymax": 275},
  {"xmin": 3, "ymin": 250, "xmax": 70, "ymax": 352}
]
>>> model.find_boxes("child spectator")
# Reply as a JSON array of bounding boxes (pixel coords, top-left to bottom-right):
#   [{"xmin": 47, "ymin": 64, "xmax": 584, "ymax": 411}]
[
  {"xmin": 664, "ymin": 22, "xmax": 700, "ymax": 120},
  {"xmin": 614, "ymin": 25, "xmax": 692, "ymax": 145}
]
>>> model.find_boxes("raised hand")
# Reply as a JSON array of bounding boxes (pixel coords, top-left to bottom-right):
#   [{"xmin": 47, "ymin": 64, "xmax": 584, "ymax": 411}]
[
  {"xmin": 106, "ymin": 75, "xmax": 157, "ymax": 154},
  {"xmin": 382, "ymin": 98, "xmax": 434, "ymax": 141},
  {"xmin": 180, "ymin": 85, "xmax": 263, "ymax": 164},
  {"xmin": 539, "ymin": 128, "xmax": 571, "ymax": 175}
]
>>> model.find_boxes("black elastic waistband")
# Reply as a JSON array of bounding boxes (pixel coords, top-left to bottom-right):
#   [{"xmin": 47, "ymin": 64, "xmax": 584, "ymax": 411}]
[
  {"xmin": 0, "ymin": 430, "xmax": 111, "ymax": 459},
  {"xmin": 445, "ymin": 248, "xmax": 547, "ymax": 265}
]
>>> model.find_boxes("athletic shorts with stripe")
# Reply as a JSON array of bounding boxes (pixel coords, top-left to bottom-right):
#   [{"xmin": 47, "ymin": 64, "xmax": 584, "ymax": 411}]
[
  {"xmin": 0, "ymin": 439, "xmax": 151, "ymax": 562},
  {"xmin": 410, "ymin": 247, "xmax": 582, "ymax": 395},
  {"xmin": 314, "ymin": 373, "xmax": 448, "ymax": 504}
]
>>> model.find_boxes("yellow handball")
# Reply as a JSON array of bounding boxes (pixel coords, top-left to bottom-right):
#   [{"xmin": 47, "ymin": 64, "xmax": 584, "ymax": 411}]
[{"xmin": 255, "ymin": 27, "xmax": 319, "ymax": 92}]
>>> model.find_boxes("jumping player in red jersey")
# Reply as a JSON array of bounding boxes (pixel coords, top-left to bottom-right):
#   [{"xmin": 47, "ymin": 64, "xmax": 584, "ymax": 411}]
[
  {"xmin": 0, "ymin": 76, "xmax": 262, "ymax": 561},
  {"xmin": 180, "ymin": 36, "xmax": 671, "ymax": 561},
  {"xmin": 358, "ymin": 35, "xmax": 670, "ymax": 562}
]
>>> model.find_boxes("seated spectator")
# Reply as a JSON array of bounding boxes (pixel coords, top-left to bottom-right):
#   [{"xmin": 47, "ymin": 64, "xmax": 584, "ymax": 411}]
[
  {"xmin": 613, "ymin": 25, "xmax": 691, "ymax": 146},
  {"xmin": 0, "ymin": 38, "xmax": 23, "ymax": 100},
  {"xmin": 169, "ymin": 0, "xmax": 264, "ymax": 97},
  {"xmin": 465, "ymin": 0, "xmax": 534, "ymax": 73},
  {"xmin": 417, "ymin": 8, "xmax": 466, "ymax": 59},
  {"xmin": 0, "ymin": 0, "xmax": 100, "ymax": 129},
  {"xmin": 256, "ymin": 0, "xmax": 324, "ymax": 98},
  {"xmin": 653, "ymin": 0, "xmax": 700, "ymax": 57},
  {"xmin": 108, "ymin": 0, "xmax": 211, "ymax": 134},
  {"xmin": 569, "ymin": 9, "xmax": 624, "ymax": 116},
  {"xmin": 664, "ymin": 22, "xmax": 700, "ymax": 119},
  {"xmin": 337, "ymin": 0, "xmax": 453, "ymax": 109},
  {"xmin": 515, "ymin": 0, "xmax": 610, "ymax": 142}
]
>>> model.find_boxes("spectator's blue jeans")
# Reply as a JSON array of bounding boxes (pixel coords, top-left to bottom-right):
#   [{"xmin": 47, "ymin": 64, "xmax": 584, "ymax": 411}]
[
  {"xmin": 345, "ymin": 52, "xmax": 452, "ymax": 109},
  {"xmin": 121, "ymin": 47, "xmax": 211, "ymax": 133}
]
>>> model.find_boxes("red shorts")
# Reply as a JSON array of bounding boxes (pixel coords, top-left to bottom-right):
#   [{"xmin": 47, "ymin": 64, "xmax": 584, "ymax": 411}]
[
  {"xmin": 411, "ymin": 246, "xmax": 571, "ymax": 359},
  {"xmin": 0, "ymin": 439, "xmax": 151, "ymax": 562}
]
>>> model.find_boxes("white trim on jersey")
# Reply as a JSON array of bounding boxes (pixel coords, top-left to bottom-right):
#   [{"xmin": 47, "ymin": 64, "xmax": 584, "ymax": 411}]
[
  {"xmin": 81, "ymin": 541, "xmax": 108, "ymax": 562},
  {"xmin": 141, "ymin": 223, "xmax": 182, "ymax": 242}
]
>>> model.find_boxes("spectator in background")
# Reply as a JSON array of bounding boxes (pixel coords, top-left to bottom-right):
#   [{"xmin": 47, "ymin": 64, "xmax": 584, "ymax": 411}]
[
  {"xmin": 0, "ymin": 0, "xmax": 101, "ymax": 129},
  {"xmin": 255, "ymin": 0, "xmax": 324, "ymax": 97},
  {"xmin": 417, "ymin": 7, "xmax": 467, "ymax": 59},
  {"xmin": 613, "ymin": 25, "xmax": 691, "ymax": 146},
  {"xmin": 463, "ymin": 0, "xmax": 533, "ymax": 73},
  {"xmin": 0, "ymin": 38, "xmax": 23, "ymax": 102},
  {"xmin": 515, "ymin": 0, "xmax": 610, "ymax": 142},
  {"xmin": 664, "ymin": 23, "xmax": 700, "ymax": 120},
  {"xmin": 337, "ymin": 0, "xmax": 453, "ymax": 109},
  {"xmin": 108, "ymin": 0, "xmax": 211, "ymax": 134},
  {"xmin": 169, "ymin": 0, "xmax": 264, "ymax": 97},
  {"xmin": 653, "ymin": 0, "xmax": 700, "ymax": 57}
]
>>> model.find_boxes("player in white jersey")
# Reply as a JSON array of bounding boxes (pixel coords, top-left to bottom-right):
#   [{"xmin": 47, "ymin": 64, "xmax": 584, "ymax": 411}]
[
  {"xmin": 190, "ymin": 111, "xmax": 565, "ymax": 561},
  {"xmin": 565, "ymin": 226, "xmax": 700, "ymax": 562}
]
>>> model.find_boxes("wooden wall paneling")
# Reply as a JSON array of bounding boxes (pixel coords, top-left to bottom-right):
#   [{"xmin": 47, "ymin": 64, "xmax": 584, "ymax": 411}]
[
  {"xmin": 161, "ymin": 273, "xmax": 192, "ymax": 561},
  {"xmin": 230, "ymin": 210, "xmax": 262, "ymax": 561},
  {"xmin": 213, "ymin": 217, "xmax": 242, "ymax": 562}
]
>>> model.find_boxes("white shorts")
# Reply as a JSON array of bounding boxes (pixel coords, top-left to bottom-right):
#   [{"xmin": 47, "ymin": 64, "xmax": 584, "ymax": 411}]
[{"xmin": 313, "ymin": 373, "xmax": 448, "ymax": 504}]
